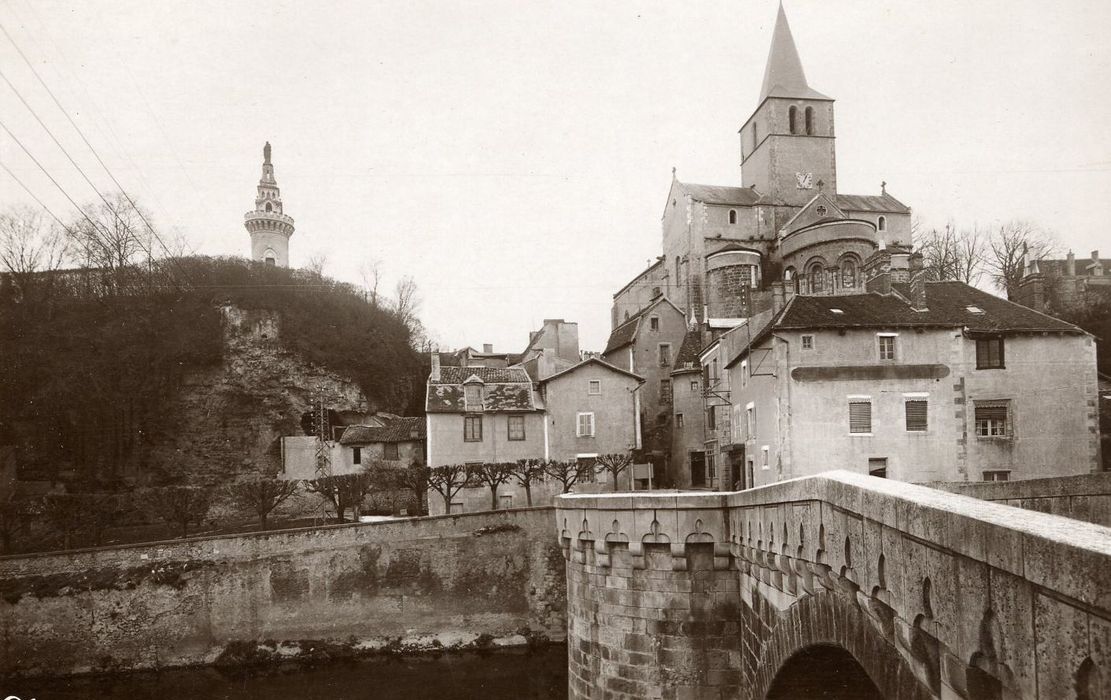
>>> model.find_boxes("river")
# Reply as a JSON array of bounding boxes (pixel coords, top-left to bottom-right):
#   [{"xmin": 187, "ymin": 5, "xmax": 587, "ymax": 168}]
[{"xmin": 2, "ymin": 646, "xmax": 568, "ymax": 700}]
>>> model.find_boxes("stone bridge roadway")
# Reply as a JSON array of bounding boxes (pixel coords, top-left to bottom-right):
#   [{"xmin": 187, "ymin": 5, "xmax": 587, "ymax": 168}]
[{"xmin": 555, "ymin": 471, "xmax": 1111, "ymax": 699}]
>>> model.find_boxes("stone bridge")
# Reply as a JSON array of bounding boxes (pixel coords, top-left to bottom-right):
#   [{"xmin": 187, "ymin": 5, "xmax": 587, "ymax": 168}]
[{"xmin": 555, "ymin": 471, "xmax": 1111, "ymax": 699}]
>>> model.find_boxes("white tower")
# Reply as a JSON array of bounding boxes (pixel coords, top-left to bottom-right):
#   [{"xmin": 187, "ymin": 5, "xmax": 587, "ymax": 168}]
[{"xmin": 244, "ymin": 141, "xmax": 294, "ymax": 266}]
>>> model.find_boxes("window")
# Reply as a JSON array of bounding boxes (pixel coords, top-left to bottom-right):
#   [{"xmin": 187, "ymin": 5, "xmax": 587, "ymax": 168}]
[
  {"xmin": 706, "ymin": 451, "xmax": 717, "ymax": 484},
  {"xmin": 449, "ymin": 502, "xmax": 464, "ymax": 514},
  {"xmin": 975, "ymin": 401, "xmax": 1010, "ymax": 437},
  {"xmin": 265, "ymin": 257, "xmax": 276, "ymax": 266},
  {"xmin": 265, "ymin": 202, "xmax": 273, "ymax": 212},
  {"xmin": 976, "ymin": 336, "xmax": 1005, "ymax": 369},
  {"xmin": 649, "ymin": 316, "xmax": 659, "ymax": 331},
  {"xmin": 801, "ymin": 334, "xmax": 814, "ymax": 350},
  {"xmin": 577, "ymin": 456, "xmax": 597, "ymax": 482},
  {"xmin": 849, "ymin": 399, "xmax": 872, "ymax": 434},
  {"xmin": 576, "ymin": 412, "xmax": 595, "ymax": 437},
  {"xmin": 753, "ymin": 122, "xmax": 759, "ymax": 148},
  {"xmin": 711, "ymin": 358, "xmax": 719, "ymax": 381},
  {"xmin": 507, "ymin": 415, "xmax": 526, "ymax": 441},
  {"xmin": 352, "ymin": 447, "xmax": 362, "ymax": 465},
  {"xmin": 464, "ymin": 384, "xmax": 484, "ymax": 410},
  {"xmin": 983, "ymin": 470, "xmax": 1010, "ymax": 482},
  {"xmin": 868, "ymin": 458, "xmax": 888, "ymax": 478},
  {"xmin": 878, "ymin": 334, "xmax": 897, "ymax": 361},
  {"xmin": 384, "ymin": 443, "xmax": 399, "ymax": 460},
  {"xmin": 761, "ymin": 446, "xmax": 769, "ymax": 470},
  {"xmin": 905, "ymin": 399, "xmax": 928, "ymax": 432},
  {"xmin": 660, "ymin": 378, "xmax": 673, "ymax": 404},
  {"xmin": 500, "ymin": 494, "xmax": 513, "ymax": 509},
  {"xmin": 746, "ymin": 459, "xmax": 755, "ymax": 490},
  {"xmin": 746, "ymin": 403, "xmax": 756, "ymax": 439},
  {"xmin": 841, "ymin": 260, "xmax": 857, "ymax": 288},
  {"xmin": 676, "ymin": 413, "xmax": 684, "ymax": 428},
  {"xmin": 877, "ymin": 216, "xmax": 886, "ymax": 232},
  {"xmin": 464, "ymin": 415, "xmax": 483, "ymax": 442},
  {"xmin": 728, "ymin": 209, "xmax": 737, "ymax": 224},
  {"xmin": 805, "ymin": 106, "xmax": 814, "ymax": 135},
  {"xmin": 706, "ymin": 406, "xmax": 717, "ymax": 431},
  {"xmin": 658, "ymin": 343, "xmax": 672, "ymax": 366},
  {"xmin": 740, "ymin": 360, "xmax": 748, "ymax": 388},
  {"xmin": 675, "ymin": 256, "xmax": 682, "ymax": 284},
  {"xmin": 788, "ymin": 106, "xmax": 798, "ymax": 134},
  {"xmin": 588, "ymin": 379, "xmax": 601, "ymax": 395},
  {"xmin": 690, "ymin": 379, "xmax": 699, "ymax": 392}
]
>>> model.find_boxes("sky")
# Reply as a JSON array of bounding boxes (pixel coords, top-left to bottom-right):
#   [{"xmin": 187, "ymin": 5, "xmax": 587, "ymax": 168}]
[{"xmin": 2, "ymin": 0, "xmax": 1110, "ymax": 352}]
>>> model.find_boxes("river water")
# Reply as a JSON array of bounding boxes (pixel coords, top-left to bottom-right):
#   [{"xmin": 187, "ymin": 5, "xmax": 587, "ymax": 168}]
[{"xmin": 3, "ymin": 646, "xmax": 568, "ymax": 700}]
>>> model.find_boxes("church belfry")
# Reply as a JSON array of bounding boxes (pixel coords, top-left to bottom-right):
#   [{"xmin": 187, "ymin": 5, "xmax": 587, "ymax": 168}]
[
  {"xmin": 740, "ymin": 4, "xmax": 836, "ymax": 206},
  {"xmin": 245, "ymin": 141, "xmax": 295, "ymax": 266}
]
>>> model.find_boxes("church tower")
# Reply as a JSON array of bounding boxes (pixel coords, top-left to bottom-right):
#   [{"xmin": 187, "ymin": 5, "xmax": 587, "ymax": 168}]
[
  {"xmin": 245, "ymin": 141, "xmax": 294, "ymax": 266},
  {"xmin": 740, "ymin": 5, "xmax": 836, "ymax": 206}
]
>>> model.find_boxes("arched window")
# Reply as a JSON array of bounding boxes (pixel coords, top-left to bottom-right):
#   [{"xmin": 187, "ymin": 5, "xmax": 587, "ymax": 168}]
[
  {"xmin": 675, "ymin": 256, "xmax": 682, "ymax": 285},
  {"xmin": 728, "ymin": 209, "xmax": 737, "ymax": 225},
  {"xmin": 788, "ymin": 106, "xmax": 797, "ymax": 134},
  {"xmin": 842, "ymin": 261, "xmax": 857, "ymax": 288},
  {"xmin": 805, "ymin": 107, "xmax": 814, "ymax": 135},
  {"xmin": 265, "ymin": 257, "xmax": 276, "ymax": 266},
  {"xmin": 807, "ymin": 262, "xmax": 824, "ymax": 294},
  {"xmin": 264, "ymin": 202, "xmax": 273, "ymax": 212},
  {"xmin": 753, "ymin": 123, "xmax": 759, "ymax": 149},
  {"xmin": 878, "ymin": 216, "xmax": 887, "ymax": 232}
]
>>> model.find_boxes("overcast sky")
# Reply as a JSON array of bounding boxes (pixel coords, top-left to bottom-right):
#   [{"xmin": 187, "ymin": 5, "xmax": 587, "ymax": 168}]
[{"xmin": 2, "ymin": 0, "xmax": 1110, "ymax": 352}]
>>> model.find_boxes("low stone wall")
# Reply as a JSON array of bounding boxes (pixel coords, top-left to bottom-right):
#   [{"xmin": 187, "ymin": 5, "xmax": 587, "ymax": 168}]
[
  {"xmin": 929, "ymin": 471, "xmax": 1111, "ymax": 526},
  {"xmin": 0, "ymin": 507, "xmax": 566, "ymax": 677}
]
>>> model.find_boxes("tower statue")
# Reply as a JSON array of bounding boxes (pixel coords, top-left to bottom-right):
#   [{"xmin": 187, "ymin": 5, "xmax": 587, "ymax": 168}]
[{"xmin": 244, "ymin": 141, "xmax": 294, "ymax": 266}]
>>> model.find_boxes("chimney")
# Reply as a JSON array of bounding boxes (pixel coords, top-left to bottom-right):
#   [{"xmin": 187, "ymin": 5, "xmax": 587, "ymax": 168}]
[
  {"xmin": 430, "ymin": 353, "xmax": 440, "ymax": 381},
  {"xmin": 1066, "ymin": 250, "xmax": 1076, "ymax": 277},
  {"xmin": 771, "ymin": 281, "xmax": 785, "ymax": 313},
  {"xmin": 1092, "ymin": 250, "xmax": 1103, "ymax": 277},
  {"xmin": 483, "ymin": 343, "xmax": 493, "ymax": 354}
]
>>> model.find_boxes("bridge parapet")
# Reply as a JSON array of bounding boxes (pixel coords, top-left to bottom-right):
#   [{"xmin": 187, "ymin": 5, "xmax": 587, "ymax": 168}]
[{"xmin": 557, "ymin": 471, "xmax": 1111, "ymax": 700}]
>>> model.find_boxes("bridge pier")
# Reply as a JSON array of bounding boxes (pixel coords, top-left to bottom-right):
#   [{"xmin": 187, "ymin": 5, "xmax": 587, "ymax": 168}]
[{"xmin": 556, "ymin": 472, "xmax": 1111, "ymax": 699}]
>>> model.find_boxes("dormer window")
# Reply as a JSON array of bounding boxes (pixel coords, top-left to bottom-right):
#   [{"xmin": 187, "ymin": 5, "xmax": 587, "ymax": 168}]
[
  {"xmin": 464, "ymin": 383, "xmax": 484, "ymax": 410},
  {"xmin": 966, "ymin": 306, "xmax": 985, "ymax": 315}
]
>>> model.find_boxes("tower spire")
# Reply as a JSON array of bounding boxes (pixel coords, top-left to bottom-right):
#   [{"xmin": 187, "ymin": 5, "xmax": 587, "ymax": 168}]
[
  {"xmin": 245, "ymin": 141, "xmax": 295, "ymax": 266},
  {"xmin": 759, "ymin": 4, "xmax": 828, "ymax": 102}
]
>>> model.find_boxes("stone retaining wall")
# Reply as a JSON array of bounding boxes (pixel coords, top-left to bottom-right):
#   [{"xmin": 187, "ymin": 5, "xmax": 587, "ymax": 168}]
[
  {"xmin": 929, "ymin": 471, "xmax": 1111, "ymax": 526},
  {"xmin": 0, "ymin": 507, "xmax": 566, "ymax": 677}
]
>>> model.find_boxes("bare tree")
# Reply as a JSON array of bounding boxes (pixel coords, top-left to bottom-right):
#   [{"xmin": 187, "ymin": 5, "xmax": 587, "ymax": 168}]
[
  {"xmin": 987, "ymin": 220, "xmax": 1057, "ymax": 299},
  {"xmin": 472, "ymin": 462, "xmax": 513, "ymax": 510},
  {"xmin": 390, "ymin": 460, "xmax": 430, "ymax": 515},
  {"xmin": 144, "ymin": 486, "xmax": 212, "ymax": 538},
  {"xmin": 359, "ymin": 258, "xmax": 383, "ymax": 308},
  {"xmin": 428, "ymin": 464, "xmax": 468, "ymax": 513},
  {"xmin": 305, "ymin": 472, "xmax": 373, "ymax": 522},
  {"xmin": 509, "ymin": 459, "xmax": 546, "ymax": 506},
  {"xmin": 306, "ymin": 252, "xmax": 328, "ymax": 278},
  {"xmin": 595, "ymin": 453, "xmax": 633, "ymax": 492},
  {"xmin": 393, "ymin": 275, "xmax": 420, "ymax": 326},
  {"xmin": 68, "ymin": 193, "xmax": 151, "ymax": 284},
  {"xmin": 543, "ymin": 459, "xmax": 591, "ymax": 494},
  {"xmin": 915, "ymin": 222, "xmax": 987, "ymax": 284},
  {"xmin": 226, "ymin": 475, "xmax": 299, "ymax": 530},
  {"xmin": 0, "ymin": 205, "xmax": 70, "ymax": 297}
]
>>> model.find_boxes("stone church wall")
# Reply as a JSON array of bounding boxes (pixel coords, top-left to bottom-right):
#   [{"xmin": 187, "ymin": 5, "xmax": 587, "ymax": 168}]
[{"xmin": 0, "ymin": 507, "xmax": 566, "ymax": 678}]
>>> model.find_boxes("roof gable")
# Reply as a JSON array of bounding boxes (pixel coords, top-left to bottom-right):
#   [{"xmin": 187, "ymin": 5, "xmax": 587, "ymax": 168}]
[
  {"xmin": 834, "ymin": 193, "xmax": 911, "ymax": 215},
  {"xmin": 426, "ymin": 365, "xmax": 537, "ymax": 413},
  {"xmin": 603, "ymin": 296, "xmax": 686, "ymax": 355},
  {"xmin": 539, "ymin": 357, "xmax": 645, "ymax": 384},
  {"xmin": 781, "ymin": 192, "xmax": 846, "ymax": 234}
]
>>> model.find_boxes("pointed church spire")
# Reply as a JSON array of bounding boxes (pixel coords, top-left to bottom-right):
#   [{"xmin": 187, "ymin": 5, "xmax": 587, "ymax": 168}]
[{"xmin": 759, "ymin": 4, "xmax": 829, "ymax": 102}]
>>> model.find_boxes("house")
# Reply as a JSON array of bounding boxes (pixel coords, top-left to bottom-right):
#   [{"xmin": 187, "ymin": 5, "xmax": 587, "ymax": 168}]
[
  {"xmin": 539, "ymin": 357, "xmax": 644, "ymax": 487},
  {"xmin": 602, "ymin": 295, "xmax": 688, "ymax": 483},
  {"xmin": 669, "ymin": 331, "xmax": 709, "ymax": 488},
  {"xmin": 1017, "ymin": 250, "xmax": 1111, "ymax": 313},
  {"xmin": 709, "ymin": 279, "xmax": 1100, "ymax": 487},
  {"xmin": 281, "ymin": 414, "xmax": 425, "ymax": 480},
  {"xmin": 425, "ymin": 359, "xmax": 545, "ymax": 468}
]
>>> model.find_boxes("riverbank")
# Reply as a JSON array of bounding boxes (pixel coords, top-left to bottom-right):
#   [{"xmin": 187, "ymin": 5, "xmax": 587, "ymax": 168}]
[{"xmin": 0, "ymin": 507, "xmax": 566, "ymax": 678}]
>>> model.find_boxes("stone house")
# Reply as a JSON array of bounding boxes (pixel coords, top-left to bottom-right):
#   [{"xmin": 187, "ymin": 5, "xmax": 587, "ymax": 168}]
[
  {"xmin": 338, "ymin": 417, "xmax": 425, "ymax": 468},
  {"xmin": 711, "ymin": 280, "xmax": 1100, "ymax": 487},
  {"xmin": 1017, "ymin": 250, "xmax": 1110, "ymax": 313},
  {"xmin": 669, "ymin": 331, "xmax": 709, "ymax": 489},
  {"xmin": 602, "ymin": 296, "xmax": 688, "ymax": 482}
]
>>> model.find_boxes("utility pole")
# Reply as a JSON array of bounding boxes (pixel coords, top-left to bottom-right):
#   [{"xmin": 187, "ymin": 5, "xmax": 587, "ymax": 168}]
[{"xmin": 311, "ymin": 384, "xmax": 334, "ymax": 480}]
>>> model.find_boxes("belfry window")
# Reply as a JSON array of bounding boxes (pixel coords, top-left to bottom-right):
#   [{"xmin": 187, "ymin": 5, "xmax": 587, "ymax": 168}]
[
  {"xmin": 728, "ymin": 209, "xmax": 737, "ymax": 225},
  {"xmin": 805, "ymin": 107, "xmax": 814, "ymax": 135},
  {"xmin": 878, "ymin": 216, "xmax": 887, "ymax": 232},
  {"xmin": 265, "ymin": 202, "xmax": 273, "ymax": 212},
  {"xmin": 788, "ymin": 106, "xmax": 798, "ymax": 134}
]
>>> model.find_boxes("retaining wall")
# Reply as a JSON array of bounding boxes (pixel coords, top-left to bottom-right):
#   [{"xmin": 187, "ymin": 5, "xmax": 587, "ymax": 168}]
[
  {"xmin": 929, "ymin": 471, "xmax": 1111, "ymax": 526},
  {"xmin": 0, "ymin": 507, "xmax": 566, "ymax": 677}
]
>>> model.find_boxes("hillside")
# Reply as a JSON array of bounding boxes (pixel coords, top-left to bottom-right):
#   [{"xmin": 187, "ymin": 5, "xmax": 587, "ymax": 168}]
[{"xmin": 0, "ymin": 256, "xmax": 425, "ymax": 488}]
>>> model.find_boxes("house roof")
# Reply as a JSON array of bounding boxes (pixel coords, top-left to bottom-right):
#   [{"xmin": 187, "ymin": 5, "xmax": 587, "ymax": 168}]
[
  {"xmin": 1037, "ymin": 256, "xmax": 1111, "ymax": 278},
  {"xmin": 680, "ymin": 182, "xmax": 765, "ymax": 207},
  {"xmin": 613, "ymin": 258, "xmax": 664, "ymax": 299},
  {"xmin": 538, "ymin": 357, "xmax": 644, "ymax": 384},
  {"xmin": 775, "ymin": 282, "xmax": 1084, "ymax": 334},
  {"xmin": 340, "ymin": 417, "xmax": 425, "ymax": 445},
  {"xmin": 426, "ymin": 365, "xmax": 537, "ymax": 413},
  {"xmin": 671, "ymin": 330, "xmax": 705, "ymax": 374},
  {"xmin": 603, "ymin": 296, "xmax": 685, "ymax": 355},
  {"xmin": 834, "ymin": 193, "xmax": 911, "ymax": 215}
]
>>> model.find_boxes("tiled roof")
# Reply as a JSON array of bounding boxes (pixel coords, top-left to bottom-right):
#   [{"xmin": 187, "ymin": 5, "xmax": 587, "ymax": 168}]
[
  {"xmin": 834, "ymin": 193, "xmax": 911, "ymax": 215},
  {"xmin": 775, "ymin": 282, "xmax": 1084, "ymax": 334},
  {"xmin": 681, "ymin": 182, "xmax": 764, "ymax": 207},
  {"xmin": 604, "ymin": 312, "xmax": 644, "ymax": 355},
  {"xmin": 671, "ymin": 331, "xmax": 705, "ymax": 373},
  {"xmin": 340, "ymin": 417, "xmax": 425, "ymax": 445},
  {"xmin": 538, "ymin": 357, "xmax": 644, "ymax": 384},
  {"xmin": 426, "ymin": 365, "xmax": 536, "ymax": 413}
]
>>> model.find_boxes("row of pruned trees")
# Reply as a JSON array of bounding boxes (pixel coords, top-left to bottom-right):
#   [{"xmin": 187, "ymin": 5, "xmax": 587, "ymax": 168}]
[{"xmin": 424, "ymin": 454, "xmax": 633, "ymax": 514}]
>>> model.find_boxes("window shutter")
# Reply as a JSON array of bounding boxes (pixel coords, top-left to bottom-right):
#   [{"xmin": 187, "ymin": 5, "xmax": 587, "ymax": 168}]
[
  {"xmin": 905, "ymin": 400, "xmax": 928, "ymax": 431},
  {"xmin": 849, "ymin": 401, "xmax": 872, "ymax": 433},
  {"xmin": 975, "ymin": 403, "xmax": 1008, "ymax": 422}
]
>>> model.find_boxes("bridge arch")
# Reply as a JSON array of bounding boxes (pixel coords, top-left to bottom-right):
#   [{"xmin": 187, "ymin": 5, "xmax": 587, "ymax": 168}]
[
  {"xmin": 766, "ymin": 643, "xmax": 880, "ymax": 700},
  {"xmin": 750, "ymin": 591, "xmax": 929, "ymax": 700}
]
